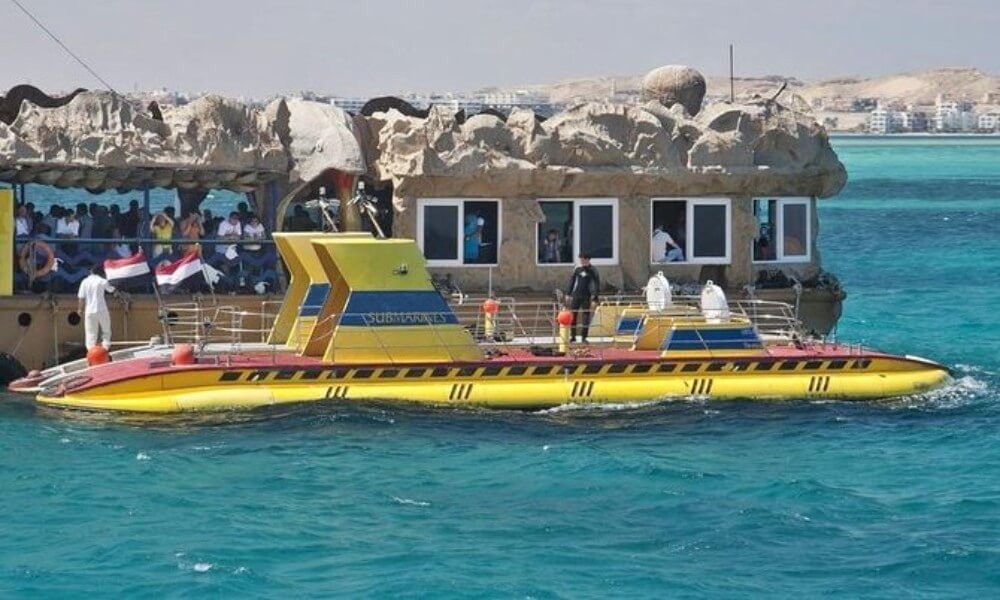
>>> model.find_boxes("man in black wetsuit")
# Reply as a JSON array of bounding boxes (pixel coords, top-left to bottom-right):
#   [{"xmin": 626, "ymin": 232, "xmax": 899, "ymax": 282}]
[{"xmin": 566, "ymin": 253, "xmax": 600, "ymax": 343}]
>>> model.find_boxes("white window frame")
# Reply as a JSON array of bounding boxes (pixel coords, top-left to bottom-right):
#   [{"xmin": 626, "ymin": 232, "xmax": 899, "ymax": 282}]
[
  {"xmin": 751, "ymin": 197, "xmax": 812, "ymax": 264},
  {"xmin": 416, "ymin": 198, "xmax": 502, "ymax": 267},
  {"xmin": 536, "ymin": 198, "xmax": 619, "ymax": 267},
  {"xmin": 650, "ymin": 197, "xmax": 732, "ymax": 265}
]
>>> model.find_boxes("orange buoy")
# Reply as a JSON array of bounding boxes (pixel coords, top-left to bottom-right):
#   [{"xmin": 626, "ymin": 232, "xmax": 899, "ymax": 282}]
[
  {"xmin": 172, "ymin": 344, "xmax": 195, "ymax": 366},
  {"xmin": 557, "ymin": 310, "xmax": 574, "ymax": 326},
  {"xmin": 86, "ymin": 346, "xmax": 110, "ymax": 366},
  {"xmin": 482, "ymin": 298, "xmax": 500, "ymax": 314}
]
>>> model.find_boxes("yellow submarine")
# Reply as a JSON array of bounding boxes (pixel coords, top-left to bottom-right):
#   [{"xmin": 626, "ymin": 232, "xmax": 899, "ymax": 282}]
[{"xmin": 14, "ymin": 233, "xmax": 950, "ymax": 413}]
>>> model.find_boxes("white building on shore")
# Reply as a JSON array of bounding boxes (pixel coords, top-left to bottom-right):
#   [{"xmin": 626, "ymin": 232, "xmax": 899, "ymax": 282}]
[
  {"xmin": 934, "ymin": 95, "xmax": 976, "ymax": 131},
  {"xmin": 977, "ymin": 110, "xmax": 1000, "ymax": 132},
  {"xmin": 869, "ymin": 103, "xmax": 928, "ymax": 134}
]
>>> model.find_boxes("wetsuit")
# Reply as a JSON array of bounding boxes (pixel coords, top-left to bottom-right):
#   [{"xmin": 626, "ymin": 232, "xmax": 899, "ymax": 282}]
[{"xmin": 567, "ymin": 265, "xmax": 600, "ymax": 342}]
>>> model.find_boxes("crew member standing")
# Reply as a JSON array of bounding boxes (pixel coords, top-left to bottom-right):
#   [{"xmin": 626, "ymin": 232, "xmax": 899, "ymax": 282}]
[
  {"xmin": 77, "ymin": 265, "xmax": 117, "ymax": 350},
  {"xmin": 566, "ymin": 253, "xmax": 600, "ymax": 343}
]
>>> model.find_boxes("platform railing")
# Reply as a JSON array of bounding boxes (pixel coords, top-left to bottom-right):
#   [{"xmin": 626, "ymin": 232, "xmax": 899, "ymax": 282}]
[{"xmin": 154, "ymin": 293, "xmax": 811, "ymax": 364}]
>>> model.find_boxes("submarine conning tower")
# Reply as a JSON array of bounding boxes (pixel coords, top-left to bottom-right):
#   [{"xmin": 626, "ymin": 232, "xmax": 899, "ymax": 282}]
[{"xmin": 271, "ymin": 232, "xmax": 482, "ymax": 364}]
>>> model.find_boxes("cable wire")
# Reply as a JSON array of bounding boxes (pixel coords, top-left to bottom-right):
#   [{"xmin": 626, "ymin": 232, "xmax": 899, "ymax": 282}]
[{"xmin": 8, "ymin": 0, "xmax": 119, "ymax": 94}]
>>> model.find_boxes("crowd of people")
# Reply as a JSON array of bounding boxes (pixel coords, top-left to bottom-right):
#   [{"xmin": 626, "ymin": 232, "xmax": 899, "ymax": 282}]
[{"xmin": 14, "ymin": 199, "xmax": 280, "ymax": 294}]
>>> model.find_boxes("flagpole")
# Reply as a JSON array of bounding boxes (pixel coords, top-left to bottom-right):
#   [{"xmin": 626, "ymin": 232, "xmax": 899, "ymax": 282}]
[{"xmin": 149, "ymin": 253, "xmax": 170, "ymax": 344}]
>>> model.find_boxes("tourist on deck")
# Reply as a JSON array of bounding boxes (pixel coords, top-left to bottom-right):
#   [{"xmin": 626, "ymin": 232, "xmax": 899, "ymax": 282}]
[
  {"xmin": 242, "ymin": 213, "xmax": 266, "ymax": 252},
  {"xmin": 216, "ymin": 211, "xmax": 242, "ymax": 256},
  {"xmin": 179, "ymin": 210, "xmax": 205, "ymax": 254},
  {"xmin": 42, "ymin": 205, "xmax": 61, "ymax": 233},
  {"xmin": 33, "ymin": 222, "xmax": 53, "ymax": 240},
  {"xmin": 540, "ymin": 228, "xmax": 564, "ymax": 263},
  {"xmin": 110, "ymin": 227, "xmax": 132, "ymax": 259},
  {"xmin": 56, "ymin": 210, "xmax": 80, "ymax": 238},
  {"xmin": 151, "ymin": 211, "xmax": 175, "ymax": 258},
  {"xmin": 76, "ymin": 203, "xmax": 93, "ymax": 239},
  {"xmin": 119, "ymin": 200, "xmax": 141, "ymax": 238},
  {"xmin": 91, "ymin": 205, "xmax": 114, "ymax": 239},
  {"xmin": 77, "ymin": 265, "xmax": 117, "ymax": 351},
  {"xmin": 202, "ymin": 209, "xmax": 222, "ymax": 237},
  {"xmin": 15, "ymin": 205, "xmax": 32, "ymax": 238},
  {"xmin": 237, "ymin": 201, "xmax": 251, "ymax": 224},
  {"xmin": 109, "ymin": 204, "xmax": 122, "ymax": 232},
  {"xmin": 215, "ymin": 211, "xmax": 243, "ymax": 252},
  {"xmin": 566, "ymin": 253, "xmax": 600, "ymax": 343}
]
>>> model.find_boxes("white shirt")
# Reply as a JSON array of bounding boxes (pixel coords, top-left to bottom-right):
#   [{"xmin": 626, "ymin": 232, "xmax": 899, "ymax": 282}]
[
  {"xmin": 243, "ymin": 222, "xmax": 265, "ymax": 240},
  {"xmin": 56, "ymin": 217, "xmax": 80, "ymax": 237},
  {"xmin": 15, "ymin": 216, "xmax": 31, "ymax": 236},
  {"xmin": 78, "ymin": 274, "xmax": 116, "ymax": 315},
  {"xmin": 651, "ymin": 229, "xmax": 678, "ymax": 262},
  {"xmin": 217, "ymin": 220, "xmax": 241, "ymax": 238}
]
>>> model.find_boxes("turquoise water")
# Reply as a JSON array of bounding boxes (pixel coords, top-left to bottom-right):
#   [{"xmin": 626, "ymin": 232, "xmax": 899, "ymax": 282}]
[{"xmin": 2, "ymin": 136, "xmax": 999, "ymax": 598}]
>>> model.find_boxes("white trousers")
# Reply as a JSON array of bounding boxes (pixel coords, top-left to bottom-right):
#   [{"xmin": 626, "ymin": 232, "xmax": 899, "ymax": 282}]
[{"xmin": 85, "ymin": 311, "xmax": 112, "ymax": 350}]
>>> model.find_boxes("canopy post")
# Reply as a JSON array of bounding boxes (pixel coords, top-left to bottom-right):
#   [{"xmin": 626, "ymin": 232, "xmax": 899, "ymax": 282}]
[{"xmin": 141, "ymin": 185, "xmax": 152, "ymax": 257}]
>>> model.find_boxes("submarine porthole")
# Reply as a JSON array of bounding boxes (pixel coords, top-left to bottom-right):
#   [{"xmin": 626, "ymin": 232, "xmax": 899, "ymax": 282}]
[
  {"xmin": 68, "ymin": 312, "xmax": 81, "ymax": 326},
  {"xmin": 17, "ymin": 312, "xmax": 32, "ymax": 327}
]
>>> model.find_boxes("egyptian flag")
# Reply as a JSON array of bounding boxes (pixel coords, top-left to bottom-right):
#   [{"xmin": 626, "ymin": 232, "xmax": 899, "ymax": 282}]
[
  {"xmin": 104, "ymin": 252, "xmax": 152, "ymax": 291},
  {"xmin": 154, "ymin": 251, "xmax": 207, "ymax": 293}
]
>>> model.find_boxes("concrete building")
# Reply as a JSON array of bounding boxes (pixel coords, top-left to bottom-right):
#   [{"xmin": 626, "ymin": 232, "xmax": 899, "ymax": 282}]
[
  {"xmin": 935, "ymin": 95, "xmax": 976, "ymax": 131},
  {"xmin": 978, "ymin": 111, "xmax": 1000, "ymax": 132}
]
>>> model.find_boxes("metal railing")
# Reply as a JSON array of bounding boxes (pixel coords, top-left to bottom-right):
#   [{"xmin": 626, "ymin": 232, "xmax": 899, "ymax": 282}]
[
  {"xmin": 13, "ymin": 237, "xmax": 281, "ymax": 294},
  {"xmin": 153, "ymin": 294, "xmax": 813, "ymax": 364}
]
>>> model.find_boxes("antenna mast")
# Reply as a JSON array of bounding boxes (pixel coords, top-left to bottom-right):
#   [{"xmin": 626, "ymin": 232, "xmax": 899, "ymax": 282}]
[{"xmin": 729, "ymin": 44, "xmax": 735, "ymax": 102}]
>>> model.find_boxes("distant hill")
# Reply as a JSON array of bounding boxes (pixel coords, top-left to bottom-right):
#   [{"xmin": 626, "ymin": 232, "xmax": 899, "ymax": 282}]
[
  {"xmin": 489, "ymin": 67, "xmax": 1000, "ymax": 108},
  {"xmin": 800, "ymin": 68, "xmax": 1000, "ymax": 106}
]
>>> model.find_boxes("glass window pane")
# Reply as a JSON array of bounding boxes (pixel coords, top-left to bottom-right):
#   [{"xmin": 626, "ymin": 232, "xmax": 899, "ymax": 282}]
[
  {"xmin": 691, "ymin": 204, "xmax": 728, "ymax": 259},
  {"xmin": 537, "ymin": 202, "xmax": 573, "ymax": 264},
  {"xmin": 753, "ymin": 199, "xmax": 777, "ymax": 261},
  {"xmin": 579, "ymin": 204, "xmax": 614, "ymax": 259},
  {"xmin": 782, "ymin": 202, "xmax": 808, "ymax": 257},
  {"xmin": 423, "ymin": 205, "xmax": 458, "ymax": 260},
  {"xmin": 651, "ymin": 200, "xmax": 687, "ymax": 262},
  {"xmin": 463, "ymin": 201, "xmax": 499, "ymax": 264}
]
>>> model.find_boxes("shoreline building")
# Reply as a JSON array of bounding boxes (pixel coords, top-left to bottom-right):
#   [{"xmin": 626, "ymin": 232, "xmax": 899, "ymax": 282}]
[
  {"xmin": 934, "ymin": 95, "xmax": 976, "ymax": 131},
  {"xmin": 977, "ymin": 110, "xmax": 1000, "ymax": 132},
  {"xmin": 869, "ymin": 103, "xmax": 929, "ymax": 134}
]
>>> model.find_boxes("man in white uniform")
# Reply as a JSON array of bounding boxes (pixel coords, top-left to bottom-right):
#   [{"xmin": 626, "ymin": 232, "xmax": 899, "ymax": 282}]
[{"xmin": 77, "ymin": 266, "xmax": 117, "ymax": 350}]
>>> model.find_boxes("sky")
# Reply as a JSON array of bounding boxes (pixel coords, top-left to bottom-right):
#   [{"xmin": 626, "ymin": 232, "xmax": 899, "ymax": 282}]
[{"xmin": 3, "ymin": 0, "xmax": 998, "ymax": 98}]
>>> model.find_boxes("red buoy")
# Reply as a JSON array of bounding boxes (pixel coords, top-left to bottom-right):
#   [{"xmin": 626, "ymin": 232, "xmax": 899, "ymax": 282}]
[
  {"xmin": 86, "ymin": 346, "xmax": 110, "ymax": 366},
  {"xmin": 482, "ymin": 298, "xmax": 500, "ymax": 315},
  {"xmin": 557, "ymin": 310, "xmax": 574, "ymax": 327},
  {"xmin": 172, "ymin": 343, "xmax": 195, "ymax": 366}
]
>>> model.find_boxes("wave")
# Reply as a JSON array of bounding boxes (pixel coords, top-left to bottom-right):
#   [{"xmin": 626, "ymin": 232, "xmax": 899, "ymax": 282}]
[
  {"xmin": 392, "ymin": 496, "xmax": 430, "ymax": 507},
  {"xmin": 883, "ymin": 375, "xmax": 991, "ymax": 410}
]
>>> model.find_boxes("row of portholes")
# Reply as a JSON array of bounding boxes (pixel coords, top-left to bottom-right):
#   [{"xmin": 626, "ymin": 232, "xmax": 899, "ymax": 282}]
[{"xmin": 16, "ymin": 311, "xmax": 180, "ymax": 327}]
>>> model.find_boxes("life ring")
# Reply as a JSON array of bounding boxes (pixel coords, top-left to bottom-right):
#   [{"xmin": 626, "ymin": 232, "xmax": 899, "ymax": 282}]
[{"xmin": 18, "ymin": 240, "xmax": 55, "ymax": 280}]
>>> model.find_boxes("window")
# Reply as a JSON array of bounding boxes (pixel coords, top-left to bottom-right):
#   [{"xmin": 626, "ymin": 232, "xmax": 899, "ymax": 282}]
[
  {"xmin": 417, "ymin": 199, "xmax": 500, "ymax": 266},
  {"xmin": 752, "ymin": 197, "xmax": 811, "ymax": 263},
  {"xmin": 536, "ymin": 199, "xmax": 618, "ymax": 266},
  {"xmin": 650, "ymin": 198, "xmax": 731, "ymax": 264}
]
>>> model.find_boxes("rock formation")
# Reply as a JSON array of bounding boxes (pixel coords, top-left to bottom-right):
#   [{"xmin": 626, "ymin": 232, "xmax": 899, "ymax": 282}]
[
  {"xmin": 0, "ymin": 90, "xmax": 365, "ymax": 192},
  {"xmin": 640, "ymin": 65, "xmax": 707, "ymax": 116},
  {"xmin": 0, "ymin": 64, "xmax": 843, "ymax": 204},
  {"xmin": 365, "ymin": 90, "xmax": 846, "ymax": 203}
]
